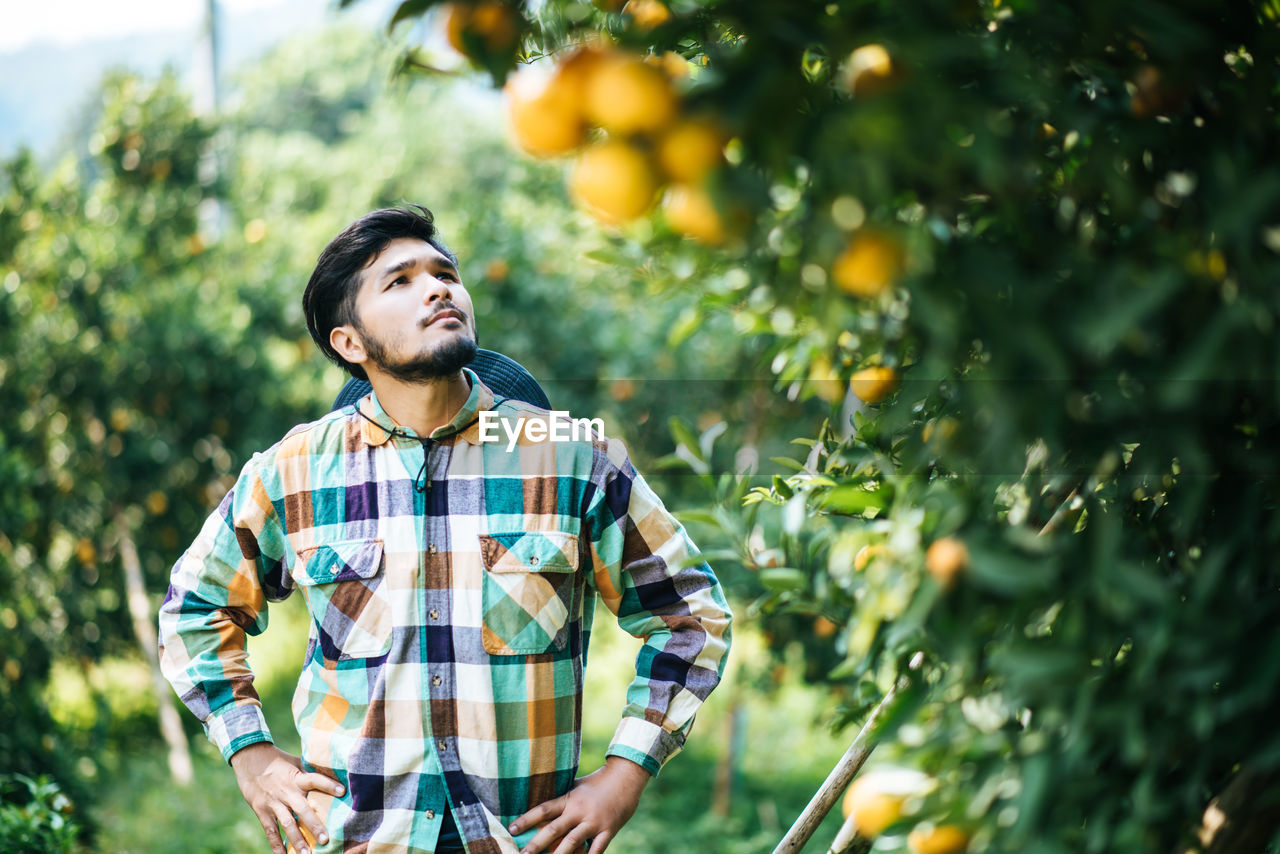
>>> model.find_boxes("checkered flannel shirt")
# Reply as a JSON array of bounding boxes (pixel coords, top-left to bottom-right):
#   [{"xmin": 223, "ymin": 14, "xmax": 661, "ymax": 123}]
[{"xmin": 158, "ymin": 368, "xmax": 733, "ymax": 854}]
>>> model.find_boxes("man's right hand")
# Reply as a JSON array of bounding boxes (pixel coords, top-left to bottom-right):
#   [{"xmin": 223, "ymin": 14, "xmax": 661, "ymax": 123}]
[{"xmin": 230, "ymin": 742, "xmax": 346, "ymax": 854}]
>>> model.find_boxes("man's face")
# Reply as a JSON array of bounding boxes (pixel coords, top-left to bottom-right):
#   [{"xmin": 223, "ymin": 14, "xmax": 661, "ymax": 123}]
[{"xmin": 339, "ymin": 237, "xmax": 479, "ymax": 382}]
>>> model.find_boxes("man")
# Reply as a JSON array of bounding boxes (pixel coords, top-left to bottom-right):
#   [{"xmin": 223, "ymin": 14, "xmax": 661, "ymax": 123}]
[{"xmin": 158, "ymin": 206, "xmax": 732, "ymax": 854}]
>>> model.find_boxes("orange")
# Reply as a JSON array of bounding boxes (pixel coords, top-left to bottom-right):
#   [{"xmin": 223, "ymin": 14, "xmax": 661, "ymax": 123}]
[
  {"xmin": 444, "ymin": 2, "xmax": 519, "ymax": 58},
  {"xmin": 663, "ymin": 183, "xmax": 725, "ymax": 244},
  {"xmin": 925, "ymin": 538, "xmax": 968, "ymax": 590},
  {"xmin": 849, "ymin": 367, "xmax": 898, "ymax": 403},
  {"xmin": 622, "ymin": 0, "xmax": 672, "ymax": 29},
  {"xmin": 570, "ymin": 139, "xmax": 660, "ymax": 224},
  {"xmin": 656, "ymin": 117, "xmax": 725, "ymax": 183},
  {"xmin": 584, "ymin": 53, "xmax": 678, "ymax": 135},
  {"xmin": 841, "ymin": 770, "xmax": 930, "ymax": 837},
  {"xmin": 813, "ymin": 616, "xmax": 839, "ymax": 638},
  {"xmin": 75, "ymin": 538, "xmax": 97, "ymax": 566},
  {"xmin": 504, "ymin": 65, "xmax": 587, "ymax": 157},
  {"xmin": 845, "ymin": 43, "xmax": 896, "ymax": 96},
  {"xmin": 647, "ymin": 50, "xmax": 691, "ymax": 78},
  {"xmin": 908, "ymin": 825, "xmax": 971, "ymax": 854},
  {"xmin": 832, "ymin": 232, "xmax": 903, "ymax": 298}
]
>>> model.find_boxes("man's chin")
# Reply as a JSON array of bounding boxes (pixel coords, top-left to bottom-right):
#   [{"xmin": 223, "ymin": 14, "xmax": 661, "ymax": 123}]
[{"xmin": 375, "ymin": 338, "xmax": 478, "ymax": 383}]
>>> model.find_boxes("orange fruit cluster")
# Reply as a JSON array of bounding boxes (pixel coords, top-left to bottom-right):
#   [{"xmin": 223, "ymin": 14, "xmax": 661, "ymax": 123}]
[{"xmin": 503, "ymin": 44, "xmax": 729, "ymax": 240}]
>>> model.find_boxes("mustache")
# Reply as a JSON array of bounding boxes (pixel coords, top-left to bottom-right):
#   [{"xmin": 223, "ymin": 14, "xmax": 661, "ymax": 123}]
[{"xmin": 420, "ymin": 301, "xmax": 469, "ymax": 328}]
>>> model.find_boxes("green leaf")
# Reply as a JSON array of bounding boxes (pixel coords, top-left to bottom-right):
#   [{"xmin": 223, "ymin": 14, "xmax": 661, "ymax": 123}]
[
  {"xmin": 667, "ymin": 306, "xmax": 702, "ymax": 348},
  {"xmin": 387, "ymin": 0, "xmax": 435, "ymax": 32},
  {"xmin": 758, "ymin": 568, "xmax": 808, "ymax": 592},
  {"xmin": 816, "ymin": 484, "xmax": 887, "ymax": 514},
  {"xmin": 668, "ymin": 417, "xmax": 703, "ymax": 460}
]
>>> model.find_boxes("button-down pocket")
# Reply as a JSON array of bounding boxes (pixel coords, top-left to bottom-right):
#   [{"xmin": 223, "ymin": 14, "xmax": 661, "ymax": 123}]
[
  {"xmin": 295, "ymin": 539, "xmax": 393, "ymax": 660},
  {"xmin": 478, "ymin": 531, "xmax": 579, "ymax": 655}
]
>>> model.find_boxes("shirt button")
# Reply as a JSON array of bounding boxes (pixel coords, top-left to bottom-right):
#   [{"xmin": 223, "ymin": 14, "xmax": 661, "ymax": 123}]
[
  {"xmin": 429, "ymin": 609, "xmax": 440, "ymax": 621},
  {"xmin": 432, "ymin": 675, "xmax": 442, "ymax": 687},
  {"xmin": 437, "ymin": 739, "xmax": 447, "ymax": 751},
  {"xmin": 428, "ymin": 544, "xmax": 438, "ymax": 555},
  {"xmin": 426, "ymin": 810, "xmax": 436, "ymax": 820},
  {"xmin": 529, "ymin": 555, "xmax": 540, "ymax": 566}
]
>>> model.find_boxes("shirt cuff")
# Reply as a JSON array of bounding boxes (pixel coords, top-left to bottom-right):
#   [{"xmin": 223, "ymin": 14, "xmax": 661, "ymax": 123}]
[
  {"xmin": 606, "ymin": 715, "xmax": 686, "ymax": 777},
  {"xmin": 206, "ymin": 703, "xmax": 274, "ymax": 763}
]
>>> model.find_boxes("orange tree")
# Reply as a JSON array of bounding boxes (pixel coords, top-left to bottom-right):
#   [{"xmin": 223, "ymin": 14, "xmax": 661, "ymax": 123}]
[{"xmin": 364, "ymin": 0, "xmax": 1280, "ymax": 850}]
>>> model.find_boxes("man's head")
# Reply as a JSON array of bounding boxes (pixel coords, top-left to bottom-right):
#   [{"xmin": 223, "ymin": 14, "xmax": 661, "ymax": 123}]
[{"xmin": 304, "ymin": 205, "xmax": 478, "ymax": 383}]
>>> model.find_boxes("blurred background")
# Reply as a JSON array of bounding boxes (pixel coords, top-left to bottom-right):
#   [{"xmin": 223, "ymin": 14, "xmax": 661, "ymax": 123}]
[{"xmin": 3, "ymin": 2, "xmax": 1278, "ymax": 853}]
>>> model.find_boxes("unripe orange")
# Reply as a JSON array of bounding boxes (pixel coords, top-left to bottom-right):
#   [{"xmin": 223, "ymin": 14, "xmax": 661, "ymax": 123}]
[
  {"xmin": 504, "ymin": 65, "xmax": 587, "ymax": 157},
  {"xmin": 444, "ymin": 2, "xmax": 519, "ymax": 58},
  {"xmin": 908, "ymin": 825, "xmax": 971, "ymax": 854},
  {"xmin": 656, "ymin": 117, "xmax": 725, "ymax": 183},
  {"xmin": 808, "ymin": 355, "xmax": 844, "ymax": 404},
  {"xmin": 663, "ymin": 183, "xmax": 725, "ymax": 244},
  {"xmin": 584, "ymin": 53, "xmax": 678, "ymax": 135},
  {"xmin": 832, "ymin": 232, "xmax": 904, "ymax": 298},
  {"xmin": 850, "ymin": 367, "xmax": 898, "ymax": 403},
  {"xmin": 570, "ymin": 140, "xmax": 659, "ymax": 224},
  {"xmin": 925, "ymin": 537, "xmax": 969, "ymax": 590}
]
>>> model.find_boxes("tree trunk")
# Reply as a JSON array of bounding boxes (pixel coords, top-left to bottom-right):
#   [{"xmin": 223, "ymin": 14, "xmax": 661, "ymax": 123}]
[
  {"xmin": 115, "ymin": 511, "xmax": 193, "ymax": 785},
  {"xmin": 1181, "ymin": 767, "xmax": 1280, "ymax": 854}
]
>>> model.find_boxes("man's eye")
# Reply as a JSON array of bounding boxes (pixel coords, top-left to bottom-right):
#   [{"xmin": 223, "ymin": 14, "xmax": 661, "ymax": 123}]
[{"xmin": 392, "ymin": 276, "xmax": 408, "ymax": 285}]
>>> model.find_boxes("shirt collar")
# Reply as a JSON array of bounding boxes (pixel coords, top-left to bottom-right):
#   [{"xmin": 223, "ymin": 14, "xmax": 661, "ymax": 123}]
[{"xmin": 357, "ymin": 367, "xmax": 495, "ymax": 447}]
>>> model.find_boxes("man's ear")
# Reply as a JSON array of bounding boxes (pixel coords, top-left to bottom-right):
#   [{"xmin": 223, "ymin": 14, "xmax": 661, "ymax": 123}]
[{"xmin": 330, "ymin": 324, "xmax": 368, "ymax": 368}]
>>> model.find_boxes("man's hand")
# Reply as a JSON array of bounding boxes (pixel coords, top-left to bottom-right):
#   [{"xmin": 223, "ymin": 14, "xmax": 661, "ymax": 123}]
[
  {"xmin": 230, "ymin": 742, "xmax": 346, "ymax": 854},
  {"xmin": 509, "ymin": 756, "xmax": 650, "ymax": 854}
]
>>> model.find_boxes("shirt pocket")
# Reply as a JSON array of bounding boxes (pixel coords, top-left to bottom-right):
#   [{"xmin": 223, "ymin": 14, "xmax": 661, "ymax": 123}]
[
  {"xmin": 294, "ymin": 539, "xmax": 393, "ymax": 660},
  {"xmin": 478, "ymin": 530, "xmax": 579, "ymax": 655}
]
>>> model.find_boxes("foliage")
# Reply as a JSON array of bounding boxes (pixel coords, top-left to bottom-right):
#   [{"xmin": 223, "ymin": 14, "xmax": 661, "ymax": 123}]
[
  {"xmin": 371, "ymin": 1, "xmax": 1280, "ymax": 850},
  {"xmin": 0, "ymin": 775, "xmax": 83, "ymax": 854}
]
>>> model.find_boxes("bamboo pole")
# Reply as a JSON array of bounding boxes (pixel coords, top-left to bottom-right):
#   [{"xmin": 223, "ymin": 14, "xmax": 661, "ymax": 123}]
[{"xmin": 770, "ymin": 682, "xmax": 898, "ymax": 854}]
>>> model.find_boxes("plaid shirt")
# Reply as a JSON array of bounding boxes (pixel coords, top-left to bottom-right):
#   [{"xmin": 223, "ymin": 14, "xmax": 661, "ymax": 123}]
[{"xmin": 158, "ymin": 368, "xmax": 733, "ymax": 854}]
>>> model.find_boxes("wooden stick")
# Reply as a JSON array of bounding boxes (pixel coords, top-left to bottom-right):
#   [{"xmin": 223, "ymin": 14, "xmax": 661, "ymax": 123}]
[{"xmin": 771, "ymin": 682, "xmax": 899, "ymax": 854}]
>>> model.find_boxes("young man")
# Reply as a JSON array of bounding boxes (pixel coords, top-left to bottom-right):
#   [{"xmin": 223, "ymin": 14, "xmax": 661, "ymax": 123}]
[{"xmin": 158, "ymin": 206, "xmax": 732, "ymax": 854}]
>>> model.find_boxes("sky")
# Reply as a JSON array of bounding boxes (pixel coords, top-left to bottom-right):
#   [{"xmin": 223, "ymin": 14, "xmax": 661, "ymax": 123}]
[{"xmin": 1, "ymin": 0, "xmax": 291, "ymax": 52}]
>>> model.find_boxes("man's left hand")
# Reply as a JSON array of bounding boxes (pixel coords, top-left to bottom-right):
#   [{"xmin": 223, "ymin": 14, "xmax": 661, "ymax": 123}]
[{"xmin": 509, "ymin": 756, "xmax": 651, "ymax": 854}]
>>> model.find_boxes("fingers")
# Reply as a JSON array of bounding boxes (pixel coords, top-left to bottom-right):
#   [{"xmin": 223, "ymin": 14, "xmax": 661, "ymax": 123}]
[
  {"xmin": 551, "ymin": 828, "xmax": 590, "ymax": 854},
  {"xmin": 298, "ymin": 771, "xmax": 346, "ymax": 798},
  {"xmin": 510, "ymin": 794, "xmax": 566, "ymax": 835},
  {"xmin": 254, "ymin": 808, "xmax": 288, "ymax": 854},
  {"xmin": 587, "ymin": 831, "xmax": 614, "ymax": 854},
  {"xmin": 520, "ymin": 815, "xmax": 575, "ymax": 854},
  {"xmin": 272, "ymin": 800, "xmax": 312, "ymax": 854},
  {"xmin": 286, "ymin": 790, "xmax": 330, "ymax": 849}
]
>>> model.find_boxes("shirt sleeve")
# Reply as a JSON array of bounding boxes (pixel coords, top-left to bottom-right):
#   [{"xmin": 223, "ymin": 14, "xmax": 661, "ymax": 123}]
[
  {"xmin": 585, "ymin": 436, "xmax": 733, "ymax": 776},
  {"xmin": 157, "ymin": 454, "xmax": 291, "ymax": 762}
]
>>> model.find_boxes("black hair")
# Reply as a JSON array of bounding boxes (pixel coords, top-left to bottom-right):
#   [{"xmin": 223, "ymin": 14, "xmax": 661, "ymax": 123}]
[{"xmin": 303, "ymin": 205, "xmax": 459, "ymax": 381}]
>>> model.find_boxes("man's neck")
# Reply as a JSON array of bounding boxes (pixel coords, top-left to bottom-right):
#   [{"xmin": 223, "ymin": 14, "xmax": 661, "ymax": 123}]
[{"xmin": 366, "ymin": 370, "xmax": 472, "ymax": 438}]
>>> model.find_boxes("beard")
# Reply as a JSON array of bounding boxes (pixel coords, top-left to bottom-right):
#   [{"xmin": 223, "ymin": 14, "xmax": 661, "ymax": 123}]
[{"xmin": 356, "ymin": 315, "xmax": 479, "ymax": 383}]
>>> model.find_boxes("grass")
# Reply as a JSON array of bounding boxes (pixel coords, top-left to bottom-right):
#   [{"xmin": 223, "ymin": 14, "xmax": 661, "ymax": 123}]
[{"xmin": 90, "ymin": 598, "xmax": 854, "ymax": 854}]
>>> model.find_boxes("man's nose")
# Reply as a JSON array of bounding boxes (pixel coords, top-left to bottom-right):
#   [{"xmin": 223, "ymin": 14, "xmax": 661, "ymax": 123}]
[{"xmin": 421, "ymin": 275, "xmax": 453, "ymax": 304}]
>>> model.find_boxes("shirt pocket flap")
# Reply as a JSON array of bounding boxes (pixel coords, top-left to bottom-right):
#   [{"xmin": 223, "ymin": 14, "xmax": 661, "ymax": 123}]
[
  {"xmin": 480, "ymin": 531, "xmax": 578, "ymax": 574},
  {"xmin": 295, "ymin": 539, "xmax": 385, "ymax": 585}
]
